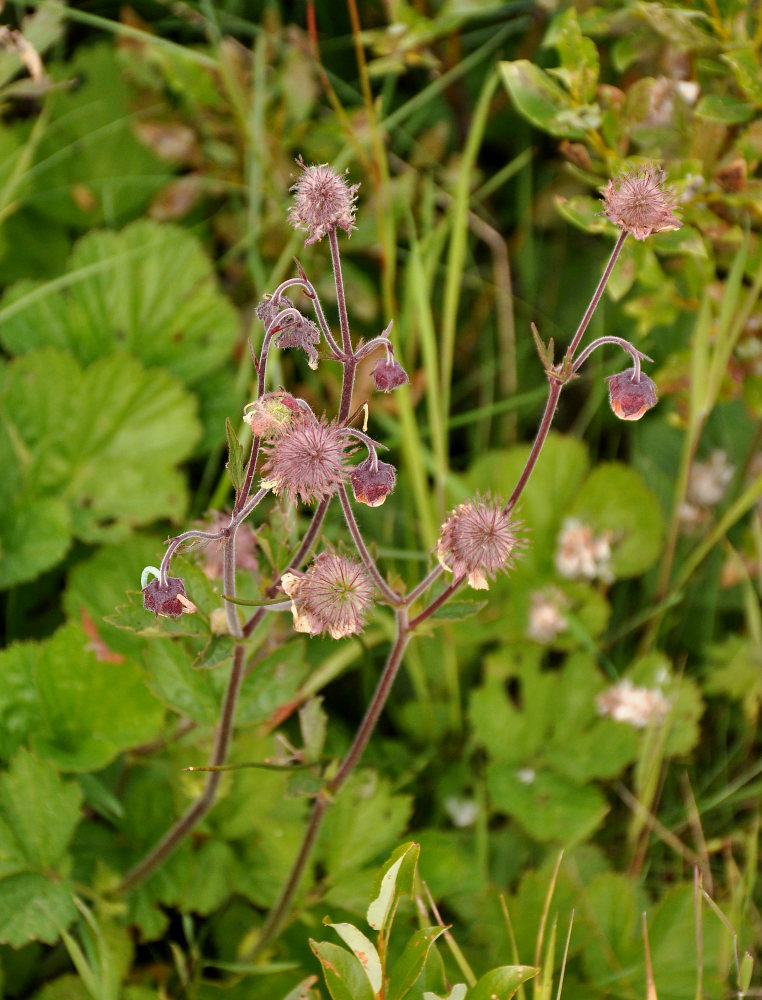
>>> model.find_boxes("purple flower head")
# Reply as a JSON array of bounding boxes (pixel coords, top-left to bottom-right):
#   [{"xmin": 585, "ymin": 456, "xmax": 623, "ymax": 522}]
[
  {"xmin": 606, "ymin": 369, "xmax": 658, "ymax": 421},
  {"xmin": 143, "ymin": 575, "xmax": 192, "ymax": 618},
  {"xmin": 280, "ymin": 552, "xmax": 374, "ymax": 639},
  {"xmin": 288, "ymin": 158, "xmax": 359, "ymax": 245},
  {"xmin": 602, "ymin": 167, "xmax": 681, "ymax": 241},
  {"xmin": 436, "ymin": 493, "xmax": 521, "ymax": 590},
  {"xmin": 260, "ymin": 412, "xmax": 349, "ymax": 504},
  {"xmin": 350, "ymin": 457, "xmax": 397, "ymax": 507},
  {"xmin": 372, "ymin": 357, "xmax": 408, "ymax": 393}
]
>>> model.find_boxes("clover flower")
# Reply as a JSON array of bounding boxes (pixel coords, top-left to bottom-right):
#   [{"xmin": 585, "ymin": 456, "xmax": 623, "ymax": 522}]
[
  {"xmin": 288, "ymin": 159, "xmax": 359, "ymax": 245},
  {"xmin": 555, "ymin": 518, "xmax": 614, "ymax": 583},
  {"xmin": 436, "ymin": 493, "xmax": 521, "ymax": 590},
  {"xmin": 260, "ymin": 412, "xmax": 349, "ymax": 504},
  {"xmin": 606, "ymin": 369, "xmax": 658, "ymax": 421},
  {"xmin": 602, "ymin": 167, "xmax": 681, "ymax": 241},
  {"xmin": 280, "ymin": 552, "xmax": 374, "ymax": 639}
]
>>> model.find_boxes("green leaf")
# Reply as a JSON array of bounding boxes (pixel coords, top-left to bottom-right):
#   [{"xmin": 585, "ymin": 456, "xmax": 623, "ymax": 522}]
[
  {"xmin": 430, "ymin": 600, "xmax": 488, "ymax": 622},
  {"xmin": 226, "ymin": 417, "xmax": 245, "ymax": 492},
  {"xmin": 309, "ymin": 939, "xmax": 375, "ymax": 1000},
  {"xmin": 0, "ymin": 748, "xmax": 82, "ymax": 870},
  {"xmin": 544, "ymin": 8, "xmax": 599, "ymax": 104},
  {"xmin": 300, "ymin": 697, "xmax": 328, "ymax": 761},
  {"xmin": 424, "ymin": 987, "xmax": 466, "ymax": 1000},
  {"xmin": 30, "ymin": 623, "xmax": 164, "ymax": 772},
  {"xmin": 695, "ymin": 93, "xmax": 754, "ymax": 123},
  {"xmin": 387, "ymin": 927, "xmax": 446, "ymax": 1000},
  {"xmin": 142, "ymin": 637, "xmax": 223, "ymax": 725},
  {"xmin": 467, "ymin": 966, "xmax": 538, "ymax": 1000},
  {"xmin": 367, "ymin": 842, "xmax": 420, "ymax": 932},
  {"xmin": 326, "ymin": 922, "xmax": 382, "ymax": 995},
  {"xmin": 0, "ymin": 496, "xmax": 71, "ymax": 590},
  {"xmin": 235, "ymin": 640, "xmax": 310, "ymax": 727},
  {"xmin": 499, "ymin": 60, "xmax": 600, "ymax": 139},
  {"xmin": 0, "ymin": 872, "xmax": 77, "ymax": 947},
  {"xmin": 722, "ymin": 48, "xmax": 762, "ymax": 105}
]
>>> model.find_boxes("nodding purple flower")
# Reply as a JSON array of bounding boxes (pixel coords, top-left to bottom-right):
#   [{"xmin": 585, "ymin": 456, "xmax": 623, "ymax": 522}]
[
  {"xmin": 273, "ymin": 313, "xmax": 321, "ymax": 370},
  {"xmin": 372, "ymin": 357, "xmax": 408, "ymax": 393},
  {"xmin": 288, "ymin": 158, "xmax": 359, "ymax": 245},
  {"xmin": 436, "ymin": 493, "xmax": 521, "ymax": 590},
  {"xmin": 280, "ymin": 552, "xmax": 374, "ymax": 639},
  {"xmin": 602, "ymin": 167, "xmax": 681, "ymax": 241},
  {"xmin": 260, "ymin": 412, "xmax": 349, "ymax": 504},
  {"xmin": 142, "ymin": 576, "xmax": 192, "ymax": 618},
  {"xmin": 350, "ymin": 457, "xmax": 397, "ymax": 507},
  {"xmin": 606, "ymin": 369, "xmax": 658, "ymax": 421},
  {"xmin": 256, "ymin": 293, "xmax": 294, "ymax": 328}
]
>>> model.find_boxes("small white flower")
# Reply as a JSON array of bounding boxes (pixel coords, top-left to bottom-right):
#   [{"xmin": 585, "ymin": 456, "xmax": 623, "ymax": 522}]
[
  {"xmin": 517, "ymin": 767, "xmax": 536, "ymax": 785},
  {"xmin": 596, "ymin": 679, "xmax": 671, "ymax": 729},
  {"xmin": 686, "ymin": 450, "xmax": 734, "ymax": 508},
  {"xmin": 555, "ymin": 518, "xmax": 614, "ymax": 583},
  {"xmin": 527, "ymin": 588, "xmax": 568, "ymax": 643},
  {"xmin": 444, "ymin": 796, "xmax": 478, "ymax": 828}
]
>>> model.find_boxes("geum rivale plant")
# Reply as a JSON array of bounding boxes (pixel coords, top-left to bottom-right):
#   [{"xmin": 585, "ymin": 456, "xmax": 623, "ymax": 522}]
[{"xmin": 133, "ymin": 159, "xmax": 681, "ymax": 954}]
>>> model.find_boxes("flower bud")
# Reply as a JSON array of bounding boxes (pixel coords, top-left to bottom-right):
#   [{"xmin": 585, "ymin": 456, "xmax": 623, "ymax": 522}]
[
  {"xmin": 350, "ymin": 457, "xmax": 396, "ymax": 507},
  {"xmin": 142, "ymin": 576, "xmax": 191, "ymax": 618},
  {"xmin": 372, "ymin": 357, "xmax": 408, "ymax": 393},
  {"xmin": 606, "ymin": 370, "xmax": 658, "ymax": 421}
]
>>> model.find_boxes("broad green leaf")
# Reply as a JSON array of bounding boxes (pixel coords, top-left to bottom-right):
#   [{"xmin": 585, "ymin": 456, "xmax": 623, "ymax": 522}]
[
  {"xmin": 142, "ymin": 638, "xmax": 222, "ymax": 725},
  {"xmin": 499, "ymin": 61, "xmax": 600, "ymax": 139},
  {"xmin": 696, "ymin": 93, "xmax": 754, "ymax": 123},
  {"xmin": 30, "ymin": 623, "xmax": 164, "ymax": 771},
  {"xmin": 387, "ymin": 927, "xmax": 446, "ymax": 1000},
  {"xmin": 468, "ymin": 966, "xmax": 538, "ymax": 1000},
  {"xmin": 424, "ymin": 987, "xmax": 466, "ymax": 1000},
  {"xmin": 430, "ymin": 600, "xmax": 488, "ymax": 622},
  {"xmin": 554, "ymin": 195, "xmax": 611, "ymax": 236},
  {"xmin": 309, "ymin": 940, "xmax": 375, "ymax": 1000},
  {"xmin": 327, "ymin": 922, "xmax": 382, "ymax": 995},
  {"xmin": 299, "ymin": 698, "xmax": 328, "ymax": 761},
  {"xmin": 722, "ymin": 48, "xmax": 762, "ymax": 105},
  {"xmin": 235, "ymin": 640, "xmax": 310, "ymax": 726},
  {"xmin": 0, "ymin": 748, "xmax": 81, "ymax": 870},
  {"xmin": 0, "ymin": 872, "xmax": 77, "ymax": 947},
  {"xmin": 544, "ymin": 8, "xmax": 599, "ymax": 104},
  {"xmin": 0, "ymin": 497, "xmax": 71, "ymax": 590},
  {"xmin": 367, "ymin": 842, "xmax": 420, "ymax": 932},
  {"xmin": 569, "ymin": 463, "xmax": 664, "ymax": 578},
  {"xmin": 0, "ymin": 641, "xmax": 41, "ymax": 761}
]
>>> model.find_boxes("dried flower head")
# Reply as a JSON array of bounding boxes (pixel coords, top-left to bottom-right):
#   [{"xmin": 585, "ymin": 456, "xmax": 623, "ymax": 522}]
[
  {"xmin": 142, "ymin": 575, "xmax": 195, "ymax": 618},
  {"xmin": 436, "ymin": 493, "xmax": 521, "ymax": 590},
  {"xmin": 350, "ymin": 457, "xmax": 397, "ymax": 507},
  {"xmin": 260, "ymin": 412, "xmax": 349, "ymax": 504},
  {"xmin": 255, "ymin": 293, "xmax": 294, "ymax": 328},
  {"xmin": 288, "ymin": 159, "xmax": 359, "ymax": 245},
  {"xmin": 280, "ymin": 552, "xmax": 374, "ymax": 639},
  {"xmin": 606, "ymin": 369, "xmax": 658, "ymax": 421},
  {"xmin": 596, "ymin": 679, "xmax": 671, "ymax": 728},
  {"xmin": 555, "ymin": 518, "xmax": 614, "ymax": 583},
  {"xmin": 372, "ymin": 357, "xmax": 409, "ymax": 393},
  {"xmin": 273, "ymin": 313, "xmax": 321, "ymax": 370},
  {"xmin": 602, "ymin": 167, "xmax": 681, "ymax": 241}
]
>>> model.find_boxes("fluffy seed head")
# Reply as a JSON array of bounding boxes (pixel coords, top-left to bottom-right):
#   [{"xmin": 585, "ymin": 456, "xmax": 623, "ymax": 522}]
[
  {"xmin": 436, "ymin": 493, "xmax": 521, "ymax": 590},
  {"xmin": 288, "ymin": 159, "xmax": 359, "ymax": 245},
  {"xmin": 280, "ymin": 552, "xmax": 374, "ymax": 639},
  {"xmin": 372, "ymin": 357, "xmax": 409, "ymax": 393},
  {"xmin": 606, "ymin": 370, "xmax": 658, "ymax": 420},
  {"xmin": 350, "ymin": 457, "xmax": 397, "ymax": 507},
  {"xmin": 602, "ymin": 167, "xmax": 682, "ymax": 241},
  {"xmin": 260, "ymin": 412, "xmax": 349, "ymax": 504},
  {"xmin": 143, "ymin": 576, "xmax": 192, "ymax": 618}
]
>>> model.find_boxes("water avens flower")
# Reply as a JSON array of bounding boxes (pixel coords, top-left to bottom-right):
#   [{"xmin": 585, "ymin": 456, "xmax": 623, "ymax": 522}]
[
  {"xmin": 243, "ymin": 391, "xmax": 300, "ymax": 439},
  {"xmin": 602, "ymin": 166, "xmax": 681, "ymax": 241},
  {"xmin": 280, "ymin": 552, "xmax": 374, "ymax": 639},
  {"xmin": 273, "ymin": 313, "xmax": 321, "ymax": 369},
  {"xmin": 142, "ymin": 575, "xmax": 193, "ymax": 618},
  {"xmin": 288, "ymin": 159, "xmax": 359, "ymax": 245},
  {"xmin": 372, "ymin": 357, "xmax": 409, "ymax": 393},
  {"xmin": 606, "ymin": 369, "xmax": 658, "ymax": 421},
  {"xmin": 350, "ymin": 457, "xmax": 397, "ymax": 507},
  {"xmin": 436, "ymin": 493, "xmax": 520, "ymax": 590},
  {"xmin": 260, "ymin": 413, "xmax": 349, "ymax": 504}
]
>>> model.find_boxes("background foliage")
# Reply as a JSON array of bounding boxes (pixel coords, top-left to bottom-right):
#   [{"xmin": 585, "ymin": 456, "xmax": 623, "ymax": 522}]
[{"xmin": 0, "ymin": 1, "xmax": 760, "ymax": 998}]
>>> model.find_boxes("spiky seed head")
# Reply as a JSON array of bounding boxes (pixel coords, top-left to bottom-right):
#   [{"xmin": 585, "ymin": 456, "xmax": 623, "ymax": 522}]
[
  {"xmin": 602, "ymin": 166, "xmax": 681, "ymax": 241},
  {"xmin": 350, "ymin": 457, "xmax": 397, "ymax": 507},
  {"xmin": 606, "ymin": 370, "xmax": 658, "ymax": 420},
  {"xmin": 436, "ymin": 493, "xmax": 521, "ymax": 590},
  {"xmin": 260, "ymin": 412, "xmax": 349, "ymax": 505},
  {"xmin": 288, "ymin": 159, "xmax": 359, "ymax": 245},
  {"xmin": 280, "ymin": 552, "xmax": 374, "ymax": 639}
]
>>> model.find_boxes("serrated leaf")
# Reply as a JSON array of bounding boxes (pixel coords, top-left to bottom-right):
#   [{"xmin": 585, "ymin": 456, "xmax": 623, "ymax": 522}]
[
  {"xmin": 431, "ymin": 600, "xmax": 488, "ymax": 622},
  {"xmin": 327, "ymin": 922, "xmax": 382, "ymax": 995},
  {"xmin": 0, "ymin": 748, "xmax": 82, "ymax": 869},
  {"xmin": 0, "ymin": 496, "xmax": 71, "ymax": 589},
  {"xmin": 367, "ymin": 842, "xmax": 420, "ymax": 931},
  {"xmin": 226, "ymin": 417, "xmax": 245, "ymax": 492},
  {"xmin": 309, "ymin": 940, "xmax": 375, "ymax": 1000},
  {"xmin": 0, "ymin": 872, "xmax": 77, "ymax": 947},
  {"xmin": 468, "ymin": 966, "xmax": 538, "ymax": 1000},
  {"xmin": 387, "ymin": 927, "xmax": 446, "ymax": 1000}
]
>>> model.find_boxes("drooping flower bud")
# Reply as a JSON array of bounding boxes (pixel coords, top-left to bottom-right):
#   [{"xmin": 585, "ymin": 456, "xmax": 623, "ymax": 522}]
[
  {"xmin": 288, "ymin": 158, "xmax": 359, "ymax": 245},
  {"xmin": 350, "ymin": 457, "xmax": 397, "ymax": 507},
  {"xmin": 280, "ymin": 552, "xmax": 374, "ymax": 639},
  {"xmin": 602, "ymin": 167, "xmax": 681, "ymax": 241},
  {"xmin": 260, "ymin": 412, "xmax": 349, "ymax": 504},
  {"xmin": 142, "ymin": 575, "xmax": 192, "ymax": 618},
  {"xmin": 372, "ymin": 357, "xmax": 408, "ymax": 393},
  {"xmin": 606, "ymin": 370, "xmax": 658, "ymax": 421},
  {"xmin": 436, "ymin": 493, "xmax": 521, "ymax": 590}
]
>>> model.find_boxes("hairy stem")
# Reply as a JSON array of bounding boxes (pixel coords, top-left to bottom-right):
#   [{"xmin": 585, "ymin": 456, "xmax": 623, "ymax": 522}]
[
  {"xmin": 568, "ymin": 231, "xmax": 628, "ymax": 359},
  {"xmin": 337, "ymin": 484, "xmax": 402, "ymax": 604}
]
